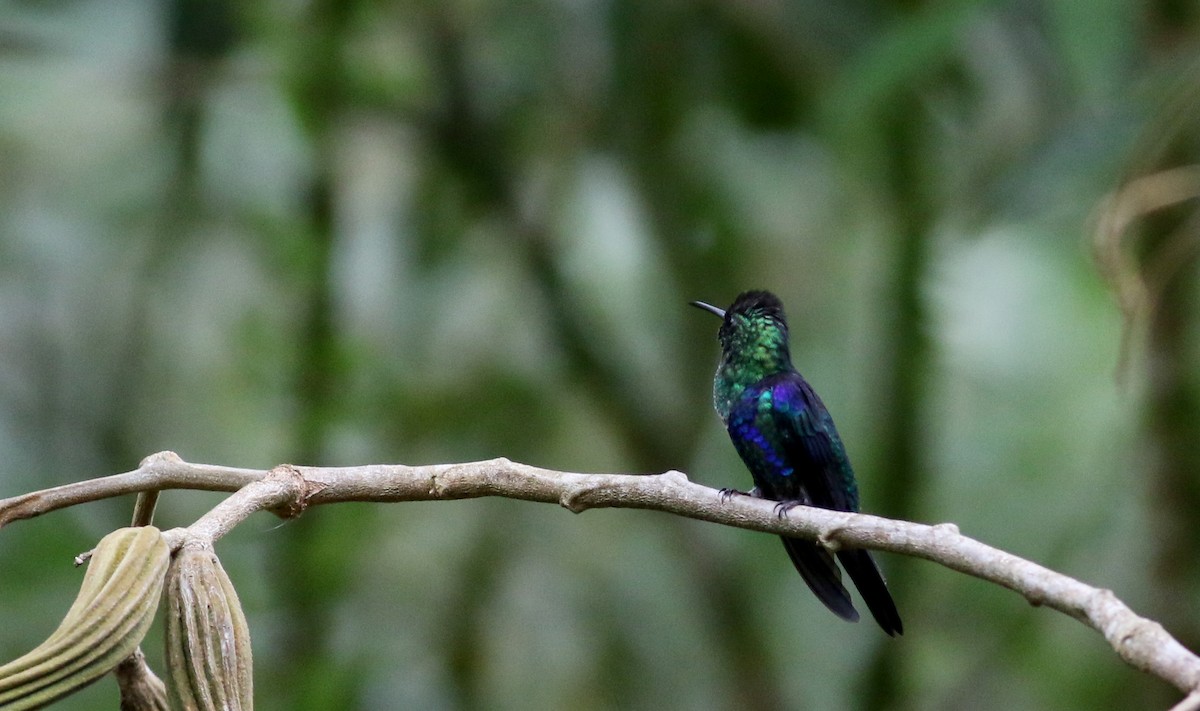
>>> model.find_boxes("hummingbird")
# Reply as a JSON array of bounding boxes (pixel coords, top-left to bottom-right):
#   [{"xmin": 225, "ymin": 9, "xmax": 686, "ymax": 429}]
[{"xmin": 692, "ymin": 290, "xmax": 902, "ymax": 636}]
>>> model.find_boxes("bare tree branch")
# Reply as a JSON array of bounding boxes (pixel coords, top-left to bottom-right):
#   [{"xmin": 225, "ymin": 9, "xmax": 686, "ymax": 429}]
[
  {"xmin": 2, "ymin": 450, "xmax": 1199, "ymax": 701},
  {"xmin": 0, "ymin": 451, "xmax": 259, "ymax": 525}
]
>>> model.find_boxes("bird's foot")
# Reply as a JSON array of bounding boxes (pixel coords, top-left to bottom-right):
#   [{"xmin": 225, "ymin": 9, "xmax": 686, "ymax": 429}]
[
  {"xmin": 718, "ymin": 486, "xmax": 762, "ymax": 502},
  {"xmin": 718, "ymin": 487, "xmax": 746, "ymax": 502},
  {"xmin": 773, "ymin": 499, "xmax": 805, "ymax": 519}
]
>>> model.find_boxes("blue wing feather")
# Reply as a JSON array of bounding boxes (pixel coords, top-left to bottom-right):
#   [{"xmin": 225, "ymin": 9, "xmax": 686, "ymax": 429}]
[
  {"xmin": 727, "ymin": 373, "xmax": 859, "ymax": 513},
  {"xmin": 724, "ymin": 371, "xmax": 903, "ymax": 636},
  {"xmin": 771, "ymin": 375, "xmax": 860, "ymax": 513}
]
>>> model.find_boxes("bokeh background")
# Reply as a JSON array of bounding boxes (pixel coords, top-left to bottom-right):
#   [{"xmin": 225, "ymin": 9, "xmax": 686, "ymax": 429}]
[{"xmin": 2, "ymin": 0, "xmax": 1200, "ymax": 709}]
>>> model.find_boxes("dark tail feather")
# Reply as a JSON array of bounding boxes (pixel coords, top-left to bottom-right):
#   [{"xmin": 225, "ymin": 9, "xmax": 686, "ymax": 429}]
[
  {"xmin": 838, "ymin": 548, "xmax": 903, "ymax": 636},
  {"xmin": 780, "ymin": 536, "xmax": 859, "ymax": 622}
]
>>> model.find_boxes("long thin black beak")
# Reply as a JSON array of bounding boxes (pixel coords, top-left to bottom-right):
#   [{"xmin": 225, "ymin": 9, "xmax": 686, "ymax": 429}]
[{"xmin": 690, "ymin": 300, "xmax": 726, "ymax": 319}]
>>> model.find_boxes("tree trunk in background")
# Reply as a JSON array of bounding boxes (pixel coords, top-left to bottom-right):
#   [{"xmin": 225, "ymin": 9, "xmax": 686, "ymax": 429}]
[
  {"xmin": 271, "ymin": 2, "xmax": 365, "ymax": 709},
  {"xmin": 1128, "ymin": 2, "xmax": 1200, "ymax": 700},
  {"xmin": 1135, "ymin": 202, "xmax": 1200, "ymax": 709},
  {"xmin": 858, "ymin": 92, "xmax": 932, "ymax": 711}
]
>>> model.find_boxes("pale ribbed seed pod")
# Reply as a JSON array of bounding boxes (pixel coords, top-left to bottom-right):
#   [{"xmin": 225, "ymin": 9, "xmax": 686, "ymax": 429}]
[
  {"xmin": 164, "ymin": 542, "xmax": 254, "ymax": 711},
  {"xmin": 0, "ymin": 526, "xmax": 169, "ymax": 710}
]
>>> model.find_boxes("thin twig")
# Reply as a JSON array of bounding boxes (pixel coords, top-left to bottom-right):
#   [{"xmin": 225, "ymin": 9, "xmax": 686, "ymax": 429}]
[{"xmin": 130, "ymin": 492, "xmax": 160, "ymax": 528}]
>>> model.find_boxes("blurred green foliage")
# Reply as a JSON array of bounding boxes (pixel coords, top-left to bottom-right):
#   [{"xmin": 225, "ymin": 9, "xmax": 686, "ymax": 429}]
[{"xmin": 2, "ymin": 0, "xmax": 1199, "ymax": 709}]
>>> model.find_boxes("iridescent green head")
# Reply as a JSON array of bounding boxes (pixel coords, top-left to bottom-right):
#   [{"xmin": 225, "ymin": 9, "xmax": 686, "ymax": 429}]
[{"xmin": 691, "ymin": 290, "xmax": 793, "ymax": 420}]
